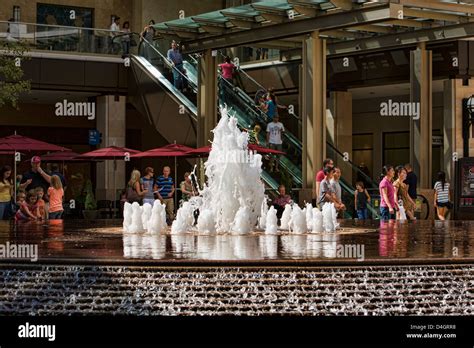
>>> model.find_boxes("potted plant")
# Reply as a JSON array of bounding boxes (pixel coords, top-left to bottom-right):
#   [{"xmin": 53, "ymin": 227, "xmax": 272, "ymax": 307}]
[{"xmin": 82, "ymin": 180, "xmax": 98, "ymax": 219}]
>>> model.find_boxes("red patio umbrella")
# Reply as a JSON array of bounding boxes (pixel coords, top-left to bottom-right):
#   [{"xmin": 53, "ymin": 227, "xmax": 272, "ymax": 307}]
[
  {"xmin": 77, "ymin": 146, "xmax": 141, "ymax": 206},
  {"xmin": 0, "ymin": 134, "xmax": 70, "ymax": 201},
  {"xmin": 39, "ymin": 150, "xmax": 83, "ymax": 162}
]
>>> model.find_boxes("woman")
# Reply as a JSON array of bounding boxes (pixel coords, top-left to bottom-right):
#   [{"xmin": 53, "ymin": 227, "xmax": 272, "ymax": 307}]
[
  {"xmin": 0, "ymin": 165, "xmax": 13, "ymax": 219},
  {"xmin": 127, "ymin": 170, "xmax": 147, "ymax": 203},
  {"xmin": 379, "ymin": 165, "xmax": 398, "ymax": 220},
  {"xmin": 121, "ymin": 21, "xmax": 131, "ymax": 56},
  {"xmin": 434, "ymin": 171, "xmax": 451, "ymax": 220},
  {"xmin": 263, "ymin": 93, "xmax": 277, "ymax": 122},
  {"xmin": 140, "ymin": 19, "xmax": 156, "ymax": 60},
  {"xmin": 393, "ymin": 165, "xmax": 416, "ymax": 220},
  {"xmin": 180, "ymin": 172, "xmax": 196, "ymax": 205}
]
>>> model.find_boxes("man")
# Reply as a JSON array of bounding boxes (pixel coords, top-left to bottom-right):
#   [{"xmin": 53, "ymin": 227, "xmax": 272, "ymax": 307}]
[
  {"xmin": 315, "ymin": 158, "xmax": 334, "ymax": 201},
  {"xmin": 156, "ymin": 166, "xmax": 175, "ymax": 223},
  {"xmin": 266, "ymin": 114, "xmax": 285, "ymax": 172},
  {"xmin": 330, "ymin": 167, "xmax": 346, "ymax": 214},
  {"xmin": 141, "ymin": 167, "xmax": 157, "ymax": 206},
  {"xmin": 318, "ymin": 167, "xmax": 344, "ymax": 210},
  {"xmin": 21, "ymin": 156, "xmax": 49, "ymax": 195},
  {"xmin": 109, "ymin": 15, "xmax": 121, "ymax": 54},
  {"xmin": 404, "ymin": 163, "xmax": 417, "ymax": 200},
  {"xmin": 167, "ymin": 41, "xmax": 185, "ymax": 91}
]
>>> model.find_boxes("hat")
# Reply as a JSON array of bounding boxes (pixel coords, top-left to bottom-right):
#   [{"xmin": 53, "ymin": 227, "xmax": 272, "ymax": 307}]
[{"xmin": 31, "ymin": 156, "xmax": 41, "ymax": 164}]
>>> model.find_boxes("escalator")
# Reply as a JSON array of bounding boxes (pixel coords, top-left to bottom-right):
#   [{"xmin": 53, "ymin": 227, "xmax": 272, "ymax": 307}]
[
  {"xmin": 129, "ymin": 36, "xmax": 282, "ymax": 191},
  {"xmin": 128, "ymin": 36, "xmax": 197, "ymax": 147}
]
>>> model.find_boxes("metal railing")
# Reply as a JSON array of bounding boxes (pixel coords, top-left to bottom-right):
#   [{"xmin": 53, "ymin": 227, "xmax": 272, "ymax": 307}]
[{"xmin": 0, "ymin": 20, "xmax": 129, "ymax": 55}]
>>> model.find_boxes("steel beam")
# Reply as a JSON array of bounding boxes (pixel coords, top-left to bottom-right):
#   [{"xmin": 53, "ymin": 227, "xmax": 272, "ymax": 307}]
[
  {"xmin": 182, "ymin": 3, "xmax": 402, "ymax": 53},
  {"xmin": 327, "ymin": 22, "xmax": 474, "ymax": 56}
]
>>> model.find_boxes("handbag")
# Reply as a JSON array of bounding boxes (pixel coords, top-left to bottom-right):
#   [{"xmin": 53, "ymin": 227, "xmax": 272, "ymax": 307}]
[
  {"xmin": 446, "ymin": 201, "xmax": 453, "ymax": 209},
  {"xmin": 126, "ymin": 185, "xmax": 140, "ymax": 203}
]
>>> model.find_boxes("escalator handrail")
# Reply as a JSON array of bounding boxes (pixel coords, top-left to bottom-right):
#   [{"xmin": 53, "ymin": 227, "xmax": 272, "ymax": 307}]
[
  {"xmin": 216, "ymin": 50, "xmax": 301, "ymax": 122},
  {"xmin": 326, "ymin": 141, "xmax": 379, "ymax": 189},
  {"xmin": 219, "ymin": 76, "xmax": 303, "ymax": 153}
]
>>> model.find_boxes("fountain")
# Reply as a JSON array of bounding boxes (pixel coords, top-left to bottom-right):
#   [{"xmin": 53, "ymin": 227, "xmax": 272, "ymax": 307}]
[
  {"xmin": 280, "ymin": 204, "xmax": 292, "ymax": 230},
  {"xmin": 123, "ymin": 106, "xmax": 340, "ymax": 237},
  {"xmin": 289, "ymin": 205, "xmax": 306, "ymax": 234},
  {"xmin": 312, "ymin": 208, "xmax": 323, "ymax": 233},
  {"xmin": 141, "ymin": 203, "xmax": 152, "ymax": 231},
  {"xmin": 265, "ymin": 206, "xmax": 278, "ymax": 234},
  {"xmin": 147, "ymin": 200, "xmax": 167, "ymax": 234},
  {"xmin": 258, "ymin": 198, "xmax": 269, "ymax": 230},
  {"xmin": 175, "ymin": 106, "xmax": 265, "ymax": 234},
  {"xmin": 305, "ymin": 203, "xmax": 313, "ymax": 231}
]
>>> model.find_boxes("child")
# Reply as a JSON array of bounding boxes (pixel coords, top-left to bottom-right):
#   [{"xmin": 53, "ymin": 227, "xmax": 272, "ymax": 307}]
[
  {"xmin": 14, "ymin": 191, "xmax": 26, "ymax": 214},
  {"xmin": 35, "ymin": 187, "xmax": 47, "ymax": 220},
  {"xmin": 48, "ymin": 175, "xmax": 64, "ymax": 219},
  {"xmin": 15, "ymin": 189, "xmax": 39, "ymax": 222},
  {"xmin": 354, "ymin": 181, "xmax": 371, "ymax": 220}
]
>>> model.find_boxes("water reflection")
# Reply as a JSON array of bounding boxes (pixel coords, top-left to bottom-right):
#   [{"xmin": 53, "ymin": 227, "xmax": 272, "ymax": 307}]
[{"xmin": 123, "ymin": 233, "xmax": 166, "ymax": 259}]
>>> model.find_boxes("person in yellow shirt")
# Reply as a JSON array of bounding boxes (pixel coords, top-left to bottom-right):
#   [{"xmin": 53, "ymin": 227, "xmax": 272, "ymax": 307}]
[{"xmin": 0, "ymin": 165, "xmax": 13, "ymax": 219}]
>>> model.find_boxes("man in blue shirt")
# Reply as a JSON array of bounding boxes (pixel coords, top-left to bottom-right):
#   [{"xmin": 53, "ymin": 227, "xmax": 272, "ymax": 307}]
[
  {"xmin": 167, "ymin": 41, "xmax": 186, "ymax": 91},
  {"xmin": 156, "ymin": 166, "xmax": 175, "ymax": 223},
  {"xmin": 404, "ymin": 163, "xmax": 418, "ymax": 200}
]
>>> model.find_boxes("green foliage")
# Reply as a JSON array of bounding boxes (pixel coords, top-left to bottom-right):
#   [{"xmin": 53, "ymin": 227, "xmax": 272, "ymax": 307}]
[
  {"xmin": 0, "ymin": 40, "xmax": 31, "ymax": 108},
  {"xmin": 84, "ymin": 180, "xmax": 97, "ymax": 210}
]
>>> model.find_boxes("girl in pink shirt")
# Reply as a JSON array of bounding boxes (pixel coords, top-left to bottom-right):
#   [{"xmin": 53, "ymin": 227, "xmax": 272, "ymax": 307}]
[{"xmin": 48, "ymin": 175, "xmax": 64, "ymax": 219}]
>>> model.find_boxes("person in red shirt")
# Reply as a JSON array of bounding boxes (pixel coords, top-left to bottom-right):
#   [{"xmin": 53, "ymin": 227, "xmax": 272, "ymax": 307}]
[
  {"xmin": 315, "ymin": 158, "xmax": 334, "ymax": 200},
  {"xmin": 218, "ymin": 56, "xmax": 236, "ymax": 104}
]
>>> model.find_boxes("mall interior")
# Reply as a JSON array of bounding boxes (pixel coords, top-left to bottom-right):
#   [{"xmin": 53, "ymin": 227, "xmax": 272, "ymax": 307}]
[{"xmin": 2, "ymin": 0, "xmax": 474, "ymax": 220}]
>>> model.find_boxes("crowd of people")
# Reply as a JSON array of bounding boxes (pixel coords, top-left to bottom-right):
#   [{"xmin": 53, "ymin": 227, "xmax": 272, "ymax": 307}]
[
  {"xmin": 0, "ymin": 154, "xmax": 454, "ymax": 222},
  {"xmin": 122, "ymin": 165, "xmax": 198, "ymax": 225},
  {"xmin": 0, "ymin": 157, "xmax": 65, "ymax": 221}
]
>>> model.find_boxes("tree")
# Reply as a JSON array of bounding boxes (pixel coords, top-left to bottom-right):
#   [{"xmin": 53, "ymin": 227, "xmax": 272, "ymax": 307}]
[{"xmin": 0, "ymin": 39, "xmax": 31, "ymax": 108}]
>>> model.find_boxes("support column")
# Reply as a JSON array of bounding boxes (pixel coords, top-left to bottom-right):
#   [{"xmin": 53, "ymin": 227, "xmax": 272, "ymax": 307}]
[
  {"xmin": 96, "ymin": 95, "xmax": 126, "ymax": 201},
  {"xmin": 301, "ymin": 31, "xmax": 326, "ymax": 203},
  {"xmin": 410, "ymin": 42, "xmax": 432, "ymax": 189},
  {"xmin": 443, "ymin": 79, "xmax": 474, "ymax": 178},
  {"xmin": 328, "ymin": 91, "xmax": 353, "ymax": 184},
  {"xmin": 197, "ymin": 49, "xmax": 218, "ymax": 147}
]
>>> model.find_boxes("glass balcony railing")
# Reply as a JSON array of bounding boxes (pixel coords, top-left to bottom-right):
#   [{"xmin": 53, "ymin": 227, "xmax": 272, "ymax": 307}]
[{"xmin": 0, "ymin": 20, "xmax": 129, "ymax": 55}]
